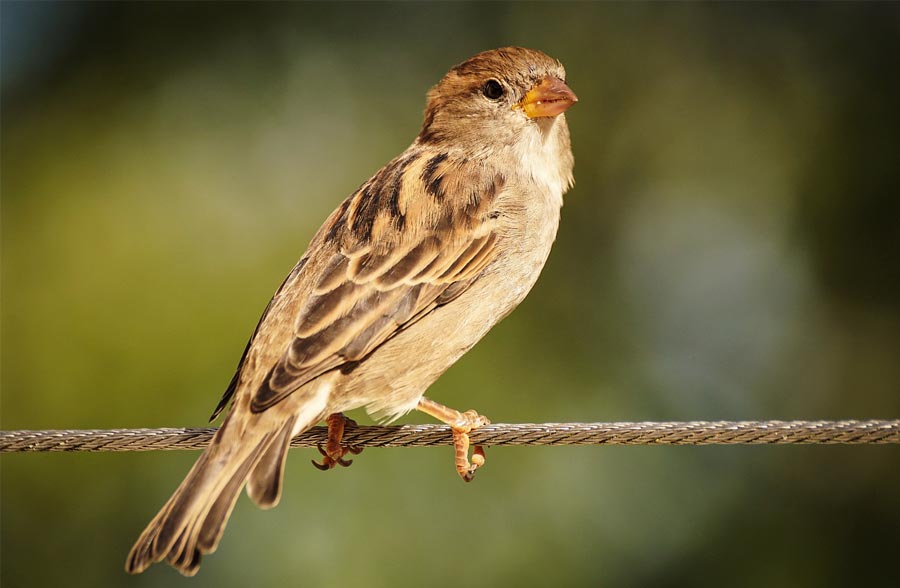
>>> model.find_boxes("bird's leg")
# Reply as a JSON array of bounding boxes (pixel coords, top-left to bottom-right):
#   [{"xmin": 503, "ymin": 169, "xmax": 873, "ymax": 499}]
[
  {"xmin": 311, "ymin": 413, "xmax": 364, "ymax": 471},
  {"xmin": 416, "ymin": 397, "xmax": 491, "ymax": 482}
]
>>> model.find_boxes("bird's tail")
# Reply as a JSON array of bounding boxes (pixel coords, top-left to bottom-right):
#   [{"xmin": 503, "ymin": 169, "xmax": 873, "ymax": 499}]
[{"xmin": 125, "ymin": 408, "xmax": 305, "ymax": 576}]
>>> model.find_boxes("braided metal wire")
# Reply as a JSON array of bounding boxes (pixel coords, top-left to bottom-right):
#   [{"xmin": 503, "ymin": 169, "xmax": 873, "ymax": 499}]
[{"xmin": 1, "ymin": 420, "xmax": 898, "ymax": 453}]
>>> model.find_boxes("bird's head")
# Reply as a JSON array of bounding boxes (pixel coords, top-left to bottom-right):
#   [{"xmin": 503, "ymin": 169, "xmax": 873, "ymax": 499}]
[{"xmin": 417, "ymin": 47, "xmax": 577, "ymax": 157}]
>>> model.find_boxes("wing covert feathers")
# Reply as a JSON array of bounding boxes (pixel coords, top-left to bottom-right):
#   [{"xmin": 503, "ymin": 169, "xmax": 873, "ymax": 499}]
[{"xmin": 249, "ymin": 149, "xmax": 504, "ymax": 412}]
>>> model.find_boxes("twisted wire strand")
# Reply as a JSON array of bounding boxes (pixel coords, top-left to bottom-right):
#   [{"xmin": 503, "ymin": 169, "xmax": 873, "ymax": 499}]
[{"xmin": 2, "ymin": 420, "xmax": 898, "ymax": 453}]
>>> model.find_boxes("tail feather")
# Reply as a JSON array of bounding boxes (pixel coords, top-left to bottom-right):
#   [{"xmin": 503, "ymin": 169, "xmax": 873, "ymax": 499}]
[
  {"xmin": 126, "ymin": 378, "xmax": 333, "ymax": 576},
  {"xmin": 172, "ymin": 439, "xmax": 270, "ymax": 575},
  {"xmin": 197, "ymin": 432, "xmax": 279, "ymax": 551},
  {"xmin": 246, "ymin": 416, "xmax": 297, "ymax": 508},
  {"xmin": 154, "ymin": 451, "xmax": 218, "ymax": 558},
  {"xmin": 125, "ymin": 420, "xmax": 282, "ymax": 576}
]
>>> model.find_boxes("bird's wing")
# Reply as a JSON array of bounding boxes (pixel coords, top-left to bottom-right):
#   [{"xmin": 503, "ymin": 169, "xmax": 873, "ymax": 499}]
[{"xmin": 213, "ymin": 150, "xmax": 506, "ymax": 416}]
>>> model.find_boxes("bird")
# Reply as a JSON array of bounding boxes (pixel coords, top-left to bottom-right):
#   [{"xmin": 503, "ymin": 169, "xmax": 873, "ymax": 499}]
[{"xmin": 125, "ymin": 46, "xmax": 576, "ymax": 576}]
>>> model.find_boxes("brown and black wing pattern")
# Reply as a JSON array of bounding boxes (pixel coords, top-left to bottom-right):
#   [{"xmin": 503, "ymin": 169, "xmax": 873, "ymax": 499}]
[{"xmin": 248, "ymin": 150, "xmax": 504, "ymax": 412}]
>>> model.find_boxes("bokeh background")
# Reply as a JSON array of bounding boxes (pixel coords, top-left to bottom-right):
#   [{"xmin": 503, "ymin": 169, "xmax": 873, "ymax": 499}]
[{"xmin": 3, "ymin": 2, "xmax": 899, "ymax": 587}]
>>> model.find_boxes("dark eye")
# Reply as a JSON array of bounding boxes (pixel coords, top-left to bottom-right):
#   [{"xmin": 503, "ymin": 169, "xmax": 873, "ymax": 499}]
[{"xmin": 482, "ymin": 79, "xmax": 504, "ymax": 100}]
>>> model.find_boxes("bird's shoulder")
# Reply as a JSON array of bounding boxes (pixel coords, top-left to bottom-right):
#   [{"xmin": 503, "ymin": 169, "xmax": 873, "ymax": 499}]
[{"xmin": 325, "ymin": 144, "xmax": 506, "ymax": 252}]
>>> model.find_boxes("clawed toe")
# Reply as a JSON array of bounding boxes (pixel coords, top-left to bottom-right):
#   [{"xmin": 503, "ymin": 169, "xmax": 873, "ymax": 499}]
[
  {"xmin": 311, "ymin": 445, "xmax": 356, "ymax": 470},
  {"xmin": 452, "ymin": 428, "xmax": 489, "ymax": 483},
  {"xmin": 461, "ymin": 410, "xmax": 491, "ymax": 429},
  {"xmin": 310, "ymin": 413, "xmax": 364, "ymax": 471},
  {"xmin": 416, "ymin": 397, "xmax": 491, "ymax": 483}
]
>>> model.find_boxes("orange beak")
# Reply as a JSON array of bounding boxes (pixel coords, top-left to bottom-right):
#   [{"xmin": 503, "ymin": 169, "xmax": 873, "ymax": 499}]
[{"xmin": 519, "ymin": 77, "xmax": 578, "ymax": 118}]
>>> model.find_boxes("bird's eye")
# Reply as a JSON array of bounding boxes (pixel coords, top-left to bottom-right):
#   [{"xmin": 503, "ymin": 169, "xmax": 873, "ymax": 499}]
[{"xmin": 482, "ymin": 79, "xmax": 504, "ymax": 100}]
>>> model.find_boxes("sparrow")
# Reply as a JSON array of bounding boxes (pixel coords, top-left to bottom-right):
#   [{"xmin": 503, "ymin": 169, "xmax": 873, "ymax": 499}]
[{"xmin": 125, "ymin": 46, "xmax": 576, "ymax": 576}]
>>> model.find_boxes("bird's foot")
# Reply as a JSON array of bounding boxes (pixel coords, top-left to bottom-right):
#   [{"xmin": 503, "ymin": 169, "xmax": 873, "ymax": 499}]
[
  {"xmin": 417, "ymin": 398, "xmax": 491, "ymax": 482},
  {"xmin": 311, "ymin": 413, "xmax": 364, "ymax": 471}
]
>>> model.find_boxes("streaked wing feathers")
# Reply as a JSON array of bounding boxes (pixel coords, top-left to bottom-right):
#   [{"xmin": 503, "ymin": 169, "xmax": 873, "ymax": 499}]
[{"xmin": 249, "ymin": 150, "xmax": 503, "ymax": 412}]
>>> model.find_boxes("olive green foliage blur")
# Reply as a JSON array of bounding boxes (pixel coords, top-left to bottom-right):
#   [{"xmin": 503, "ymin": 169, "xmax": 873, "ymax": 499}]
[{"xmin": 2, "ymin": 3, "xmax": 899, "ymax": 588}]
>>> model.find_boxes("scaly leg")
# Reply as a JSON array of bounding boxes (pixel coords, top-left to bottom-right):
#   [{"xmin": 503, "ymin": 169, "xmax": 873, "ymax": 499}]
[
  {"xmin": 417, "ymin": 397, "xmax": 490, "ymax": 482},
  {"xmin": 311, "ymin": 413, "xmax": 364, "ymax": 471}
]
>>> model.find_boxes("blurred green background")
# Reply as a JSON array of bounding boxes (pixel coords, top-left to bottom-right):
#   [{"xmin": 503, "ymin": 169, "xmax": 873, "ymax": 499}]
[{"xmin": 3, "ymin": 2, "xmax": 899, "ymax": 587}]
